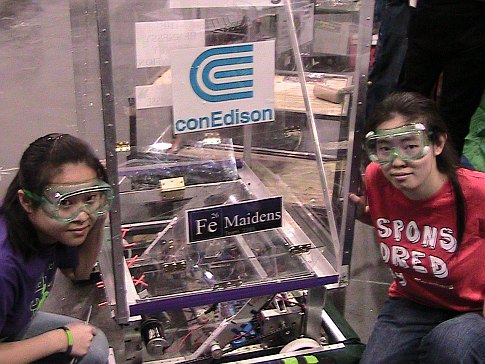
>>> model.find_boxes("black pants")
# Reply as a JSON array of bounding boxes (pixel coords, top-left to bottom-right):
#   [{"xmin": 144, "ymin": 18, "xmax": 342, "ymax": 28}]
[
  {"xmin": 367, "ymin": 0, "xmax": 411, "ymax": 118},
  {"xmin": 399, "ymin": 0, "xmax": 485, "ymax": 155}
]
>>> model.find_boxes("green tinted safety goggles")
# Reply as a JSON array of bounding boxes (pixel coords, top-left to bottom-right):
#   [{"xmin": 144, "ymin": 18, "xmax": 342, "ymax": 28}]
[
  {"xmin": 365, "ymin": 123, "xmax": 431, "ymax": 165},
  {"xmin": 24, "ymin": 179, "xmax": 114, "ymax": 224}
]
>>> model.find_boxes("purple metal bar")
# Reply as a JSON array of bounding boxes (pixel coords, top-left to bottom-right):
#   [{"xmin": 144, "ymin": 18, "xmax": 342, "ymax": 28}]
[{"xmin": 129, "ymin": 274, "xmax": 338, "ymax": 316}]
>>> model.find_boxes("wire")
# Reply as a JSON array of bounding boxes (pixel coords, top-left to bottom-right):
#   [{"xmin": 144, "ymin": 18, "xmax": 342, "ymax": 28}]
[
  {"xmin": 229, "ymin": 326, "xmax": 255, "ymax": 342},
  {"xmin": 165, "ymin": 322, "xmax": 209, "ymax": 354}
]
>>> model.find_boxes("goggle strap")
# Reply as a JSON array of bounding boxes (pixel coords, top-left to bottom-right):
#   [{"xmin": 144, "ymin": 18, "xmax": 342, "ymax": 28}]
[{"xmin": 23, "ymin": 189, "xmax": 43, "ymax": 203}]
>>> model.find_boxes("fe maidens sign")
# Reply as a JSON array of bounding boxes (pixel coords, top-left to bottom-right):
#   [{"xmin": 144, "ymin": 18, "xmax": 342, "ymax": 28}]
[{"xmin": 186, "ymin": 196, "xmax": 283, "ymax": 243}]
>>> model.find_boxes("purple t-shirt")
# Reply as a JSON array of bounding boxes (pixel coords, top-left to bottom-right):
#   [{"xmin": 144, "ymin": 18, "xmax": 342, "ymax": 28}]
[{"xmin": 0, "ymin": 216, "xmax": 78, "ymax": 341}]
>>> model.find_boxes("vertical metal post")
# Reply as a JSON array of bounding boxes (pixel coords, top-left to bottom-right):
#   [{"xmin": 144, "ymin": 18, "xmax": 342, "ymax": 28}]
[
  {"xmin": 95, "ymin": 0, "xmax": 129, "ymax": 323},
  {"xmin": 303, "ymin": 286, "xmax": 327, "ymax": 341},
  {"xmin": 243, "ymin": 125, "xmax": 253, "ymax": 168},
  {"xmin": 338, "ymin": 0, "xmax": 375, "ymax": 281}
]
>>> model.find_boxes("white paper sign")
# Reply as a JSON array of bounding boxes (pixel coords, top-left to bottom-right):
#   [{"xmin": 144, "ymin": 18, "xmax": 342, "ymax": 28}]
[
  {"xmin": 135, "ymin": 19, "xmax": 205, "ymax": 68},
  {"xmin": 171, "ymin": 40, "xmax": 275, "ymax": 135},
  {"xmin": 276, "ymin": 4, "xmax": 314, "ymax": 54},
  {"xmin": 170, "ymin": 0, "xmax": 283, "ymax": 8},
  {"xmin": 135, "ymin": 84, "xmax": 172, "ymax": 109}
]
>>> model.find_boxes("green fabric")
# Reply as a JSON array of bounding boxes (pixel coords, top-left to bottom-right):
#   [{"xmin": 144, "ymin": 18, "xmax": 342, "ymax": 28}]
[
  {"xmin": 281, "ymin": 355, "xmax": 319, "ymax": 364},
  {"xmin": 463, "ymin": 93, "xmax": 485, "ymax": 171},
  {"xmin": 303, "ymin": 355, "xmax": 319, "ymax": 364}
]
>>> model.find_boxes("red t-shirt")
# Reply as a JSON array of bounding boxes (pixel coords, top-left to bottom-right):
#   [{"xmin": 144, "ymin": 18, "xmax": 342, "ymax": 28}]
[{"xmin": 365, "ymin": 162, "xmax": 485, "ymax": 311}]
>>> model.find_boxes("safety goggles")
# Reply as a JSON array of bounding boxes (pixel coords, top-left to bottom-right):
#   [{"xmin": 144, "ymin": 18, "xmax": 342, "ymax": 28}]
[
  {"xmin": 24, "ymin": 179, "xmax": 114, "ymax": 224},
  {"xmin": 365, "ymin": 123, "xmax": 431, "ymax": 165}
]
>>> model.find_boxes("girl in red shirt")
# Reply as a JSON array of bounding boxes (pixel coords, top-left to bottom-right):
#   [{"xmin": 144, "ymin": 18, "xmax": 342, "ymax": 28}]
[{"xmin": 351, "ymin": 92, "xmax": 485, "ymax": 363}]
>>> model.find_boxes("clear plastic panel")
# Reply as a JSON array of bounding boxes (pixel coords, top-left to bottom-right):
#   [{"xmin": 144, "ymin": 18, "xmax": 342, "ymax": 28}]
[{"xmin": 92, "ymin": 0, "xmax": 368, "ymax": 318}]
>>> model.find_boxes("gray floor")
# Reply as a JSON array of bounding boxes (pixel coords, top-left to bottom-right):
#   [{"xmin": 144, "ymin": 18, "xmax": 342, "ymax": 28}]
[
  {"xmin": 1, "ymin": 0, "xmax": 393, "ymax": 362},
  {"xmin": 331, "ymin": 221, "xmax": 392, "ymax": 343}
]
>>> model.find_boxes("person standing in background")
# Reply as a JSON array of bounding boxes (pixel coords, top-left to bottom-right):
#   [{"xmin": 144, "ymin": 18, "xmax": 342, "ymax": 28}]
[
  {"xmin": 461, "ymin": 92, "xmax": 485, "ymax": 171},
  {"xmin": 366, "ymin": 0, "xmax": 411, "ymax": 117},
  {"xmin": 398, "ymin": 0, "xmax": 485, "ymax": 155}
]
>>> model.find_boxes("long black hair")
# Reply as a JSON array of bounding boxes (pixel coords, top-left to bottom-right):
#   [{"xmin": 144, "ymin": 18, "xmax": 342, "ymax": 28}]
[
  {"xmin": 0, "ymin": 133, "xmax": 108, "ymax": 260},
  {"xmin": 366, "ymin": 92, "xmax": 465, "ymax": 248}
]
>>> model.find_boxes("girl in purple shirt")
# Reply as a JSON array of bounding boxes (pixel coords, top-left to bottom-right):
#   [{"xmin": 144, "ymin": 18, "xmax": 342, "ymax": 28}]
[{"xmin": 0, "ymin": 134, "xmax": 110, "ymax": 363}]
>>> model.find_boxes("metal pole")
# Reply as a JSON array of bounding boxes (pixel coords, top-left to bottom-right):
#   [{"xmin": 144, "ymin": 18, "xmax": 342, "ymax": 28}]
[
  {"xmin": 95, "ymin": 0, "xmax": 129, "ymax": 323},
  {"xmin": 283, "ymin": 0, "xmax": 341, "ymax": 265}
]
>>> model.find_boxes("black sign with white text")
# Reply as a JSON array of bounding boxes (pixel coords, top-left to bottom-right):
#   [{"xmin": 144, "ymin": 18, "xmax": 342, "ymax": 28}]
[{"xmin": 186, "ymin": 196, "xmax": 283, "ymax": 243}]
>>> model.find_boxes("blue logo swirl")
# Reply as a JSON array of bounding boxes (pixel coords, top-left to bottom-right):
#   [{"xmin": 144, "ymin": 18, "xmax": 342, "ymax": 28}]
[{"xmin": 190, "ymin": 44, "xmax": 254, "ymax": 102}]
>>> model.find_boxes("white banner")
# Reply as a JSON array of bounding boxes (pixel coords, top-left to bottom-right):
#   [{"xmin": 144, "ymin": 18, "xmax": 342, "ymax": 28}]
[
  {"xmin": 135, "ymin": 19, "xmax": 205, "ymax": 68},
  {"xmin": 170, "ymin": 0, "xmax": 283, "ymax": 8},
  {"xmin": 171, "ymin": 41, "xmax": 275, "ymax": 135}
]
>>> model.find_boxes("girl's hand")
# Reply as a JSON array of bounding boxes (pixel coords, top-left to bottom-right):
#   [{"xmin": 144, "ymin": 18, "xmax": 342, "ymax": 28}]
[
  {"xmin": 349, "ymin": 193, "xmax": 372, "ymax": 225},
  {"xmin": 71, "ymin": 215, "xmax": 107, "ymax": 281},
  {"xmin": 349, "ymin": 192, "xmax": 368, "ymax": 214},
  {"xmin": 349, "ymin": 173, "xmax": 372, "ymax": 225},
  {"xmin": 63, "ymin": 322, "xmax": 96, "ymax": 357},
  {"xmin": 84, "ymin": 215, "xmax": 107, "ymax": 245}
]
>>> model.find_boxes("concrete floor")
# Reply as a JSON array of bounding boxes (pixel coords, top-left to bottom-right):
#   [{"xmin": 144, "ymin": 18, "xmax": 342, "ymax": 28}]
[{"xmin": 1, "ymin": 0, "xmax": 393, "ymax": 362}]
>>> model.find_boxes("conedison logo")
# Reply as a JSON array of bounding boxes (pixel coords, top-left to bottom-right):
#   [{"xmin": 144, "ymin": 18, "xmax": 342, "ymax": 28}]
[
  {"xmin": 172, "ymin": 40, "xmax": 275, "ymax": 134},
  {"xmin": 190, "ymin": 44, "xmax": 254, "ymax": 102}
]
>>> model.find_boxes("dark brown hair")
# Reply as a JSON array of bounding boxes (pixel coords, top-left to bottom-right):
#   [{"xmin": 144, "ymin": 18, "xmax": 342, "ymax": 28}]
[{"xmin": 0, "ymin": 133, "xmax": 108, "ymax": 259}]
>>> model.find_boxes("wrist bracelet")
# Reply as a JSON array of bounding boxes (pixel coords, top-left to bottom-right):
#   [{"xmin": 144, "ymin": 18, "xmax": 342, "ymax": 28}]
[{"xmin": 61, "ymin": 326, "xmax": 74, "ymax": 355}]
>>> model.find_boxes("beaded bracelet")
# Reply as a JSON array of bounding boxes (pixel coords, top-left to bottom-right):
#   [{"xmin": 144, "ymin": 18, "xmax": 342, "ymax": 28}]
[{"xmin": 61, "ymin": 326, "xmax": 74, "ymax": 355}]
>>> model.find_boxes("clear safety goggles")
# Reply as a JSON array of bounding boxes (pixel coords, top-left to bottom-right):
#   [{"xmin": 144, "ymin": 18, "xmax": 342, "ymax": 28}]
[
  {"xmin": 24, "ymin": 179, "xmax": 114, "ymax": 224},
  {"xmin": 365, "ymin": 123, "xmax": 431, "ymax": 165}
]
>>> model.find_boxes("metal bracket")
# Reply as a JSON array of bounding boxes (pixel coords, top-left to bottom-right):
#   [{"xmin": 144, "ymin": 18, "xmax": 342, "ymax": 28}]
[
  {"xmin": 162, "ymin": 260, "xmax": 187, "ymax": 273},
  {"xmin": 213, "ymin": 279, "xmax": 243, "ymax": 290},
  {"xmin": 288, "ymin": 243, "xmax": 312, "ymax": 255}
]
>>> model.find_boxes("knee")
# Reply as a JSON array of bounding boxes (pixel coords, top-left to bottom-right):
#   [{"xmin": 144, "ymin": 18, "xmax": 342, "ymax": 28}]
[
  {"xmin": 419, "ymin": 313, "xmax": 485, "ymax": 364},
  {"xmin": 80, "ymin": 328, "xmax": 109, "ymax": 364}
]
